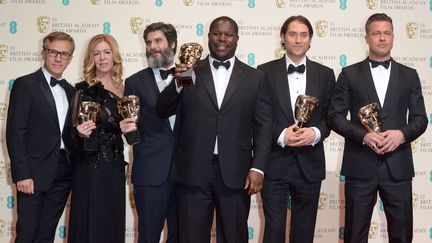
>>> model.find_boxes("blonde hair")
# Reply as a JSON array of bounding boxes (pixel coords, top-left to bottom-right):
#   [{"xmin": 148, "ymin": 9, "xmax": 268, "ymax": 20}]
[{"xmin": 82, "ymin": 34, "xmax": 123, "ymax": 87}]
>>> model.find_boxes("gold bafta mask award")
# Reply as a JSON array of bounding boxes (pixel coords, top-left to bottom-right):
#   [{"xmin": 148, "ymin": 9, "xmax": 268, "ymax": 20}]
[
  {"xmin": 177, "ymin": 42, "xmax": 203, "ymax": 86},
  {"xmin": 117, "ymin": 95, "xmax": 141, "ymax": 145},
  {"xmin": 78, "ymin": 101, "xmax": 101, "ymax": 151},
  {"xmin": 294, "ymin": 94, "xmax": 319, "ymax": 129},
  {"xmin": 358, "ymin": 103, "xmax": 381, "ymax": 133}
]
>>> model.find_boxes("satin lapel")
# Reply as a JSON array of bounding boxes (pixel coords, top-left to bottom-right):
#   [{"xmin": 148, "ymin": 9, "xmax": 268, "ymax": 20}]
[
  {"xmin": 196, "ymin": 57, "xmax": 218, "ymax": 110},
  {"xmin": 361, "ymin": 59, "xmax": 382, "ymax": 108},
  {"xmin": 274, "ymin": 57, "xmax": 294, "ymax": 122},
  {"xmin": 381, "ymin": 61, "xmax": 400, "ymax": 118},
  {"xmin": 36, "ymin": 69, "xmax": 59, "ymax": 124},
  {"xmin": 144, "ymin": 68, "xmax": 160, "ymax": 105},
  {"xmin": 305, "ymin": 59, "xmax": 319, "ymax": 101},
  {"xmin": 220, "ymin": 57, "xmax": 244, "ymax": 109}
]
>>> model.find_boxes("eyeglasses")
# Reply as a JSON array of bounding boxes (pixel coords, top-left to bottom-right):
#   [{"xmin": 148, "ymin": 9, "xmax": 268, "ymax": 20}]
[{"xmin": 44, "ymin": 48, "xmax": 72, "ymax": 60}]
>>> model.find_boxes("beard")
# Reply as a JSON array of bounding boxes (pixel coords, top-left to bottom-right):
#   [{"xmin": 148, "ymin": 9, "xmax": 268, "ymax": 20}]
[{"xmin": 146, "ymin": 47, "xmax": 175, "ymax": 69}]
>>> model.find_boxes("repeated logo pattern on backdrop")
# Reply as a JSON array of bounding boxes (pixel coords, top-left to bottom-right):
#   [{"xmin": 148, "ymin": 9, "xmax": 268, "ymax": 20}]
[{"xmin": 0, "ymin": 1, "xmax": 431, "ymax": 242}]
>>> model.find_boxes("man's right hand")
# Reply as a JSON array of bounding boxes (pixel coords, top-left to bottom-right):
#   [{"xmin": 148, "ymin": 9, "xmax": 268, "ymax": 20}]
[
  {"xmin": 363, "ymin": 132, "xmax": 385, "ymax": 154},
  {"xmin": 16, "ymin": 179, "xmax": 34, "ymax": 194},
  {"xmin": 119, "ymin": 117, "xmax": 137, "ymax": 134}
]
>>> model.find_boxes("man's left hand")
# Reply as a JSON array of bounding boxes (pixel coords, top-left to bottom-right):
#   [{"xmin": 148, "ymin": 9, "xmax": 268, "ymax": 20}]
[
  {"xmin": 377, "ymin": 130, "xmax": 405, "ymax": 154},
  {"xmin": 244, "ymin": 170, "xmax": 264, "ymax": 195}
]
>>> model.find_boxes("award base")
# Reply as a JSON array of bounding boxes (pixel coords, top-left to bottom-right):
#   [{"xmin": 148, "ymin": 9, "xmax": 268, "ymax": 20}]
[
  {"xmin": 177, "ymin": 68, "xmax": 194, "ymax": 87},
  {"xmin": 84, "ymin": 137, "xmax": 98, "ymax": 151},
  {"xmin": 125, "ymin": 130, "xmax": 141, "ymax": 145},
  {"xmin": 293, "ymin": 122, "xmax": 305, "ymax": 132}
]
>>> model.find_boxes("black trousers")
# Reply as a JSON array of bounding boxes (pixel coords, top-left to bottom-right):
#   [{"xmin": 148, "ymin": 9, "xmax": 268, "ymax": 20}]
[
  {"xmin": 176, "ymin": 155, "xmax": 250, "ymax": 243},
  {"xmin": 134, "ymin": 178, "xmax": 177, "ymax": 243},
  {"xmin": 261, "ymin": 159, "xmax": 321, "ymax": 243},
  {"xmin": 344, "ymin": 159, "xmax": 413, "ymax": 243},
  {"xmin": 15, "ymin": 151, "xmax": 73, "ymax": 243}
]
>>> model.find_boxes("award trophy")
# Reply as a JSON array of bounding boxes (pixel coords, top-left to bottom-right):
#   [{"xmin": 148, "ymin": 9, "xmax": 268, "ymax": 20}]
[
  {"xmin": 294, "ymin": 95, "xmax": 319, "ymax": 130},
  {"xmin": 177, "ymin": 42, "xmax": 203, "ymax": 86},
  {"xmin": 117, "ymin": 95, "xmax": 141, "ymax": 145},
  {"xmin": 78, "ymin": 101, "xmax": 101, "ymax": 151},
  {"xmin": 358, "ymin": 103, "xmax": 381, "ymax": 132}
]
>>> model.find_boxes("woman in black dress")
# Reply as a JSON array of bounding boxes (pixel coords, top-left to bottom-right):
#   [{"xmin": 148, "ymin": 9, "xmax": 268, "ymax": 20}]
[{"xmin": 68, "ymin": 34, "xmax": 126, "ymax": 243}]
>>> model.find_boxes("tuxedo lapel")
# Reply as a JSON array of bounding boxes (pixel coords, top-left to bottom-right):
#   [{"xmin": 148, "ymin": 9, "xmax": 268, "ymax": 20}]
[
  {"xmin": 144, "ymin": 68, "xmax": 160, "ymax": 105},
  {"xmin": 381, "ymin": 60, "xmax": 400, "ymax": 118},
  {"xmin": 196, "ymin": 57, "xmax": 218, "ymax": 110},
  {"xmin": 361, "ymin": 59, "xmax": 382, "ymax": 108},
  {"xmin": 274, "ymin": 57, "xmax": 294, "ymax": 122},
  {"xmin": 36, "ymin": 69, "xmax": 59, "ymax": 126},
  {"xmin": 305, "ymin": 59, "xmax": 319, "ymax": 99},
  {"xmin": 220, "ymin": 57, "xmax": 244, "ymax": 109}
]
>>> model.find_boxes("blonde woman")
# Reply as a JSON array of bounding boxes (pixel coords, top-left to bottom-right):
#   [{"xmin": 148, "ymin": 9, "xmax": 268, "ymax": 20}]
[{"xmin": 68, "ymin": 34, "xmax": 126, "ymax": 243}]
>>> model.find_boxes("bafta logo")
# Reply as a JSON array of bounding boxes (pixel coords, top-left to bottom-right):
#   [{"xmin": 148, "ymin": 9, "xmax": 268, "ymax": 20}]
[
  {"xmin": 130, "ymin": 17, "xmax": 144, "ymax": 34},
  {"xmin": 0, "ymin": 161, "xmax": 5, "ymax": 179},
  {"xmin": 368, "ymin": 221, "xmax": 379, "ymax": 239},
  {"xmin": 275, "ymin": 0, "xmax": 286, "ymax": 8},
  {"xmin": 412, "ymin": 192, "xmax": 419, "ymax": 210},
  {"xmin": 183, "ymin": 0, "xmax": 193, "ymax": 6},
  {"xmin": 0, "ymin": 0, "xmax": 7, "ymax": 4},
  {"xmin": 274, "ymin": 47, "xmax": 285, "ymax": 59},
  {"xmin": 0, "ymin": 220, "xmax": 5, "ymax": 238},
  {"xmin": 366, "ymin": 0, "xmax": 378, "ymax": 10},
  {"xmin": 315, "ymin": 20, "xmax": 329, "ymax": 37},
  {"xmin": 0, "ymin": 44, "xmax": 8, "ymax": 62},
  {"xmin": 90, "ymin": 0, "xmax": 101, "ymax": 4},
  {"xmin": 0, "ymin": 103, "xmax": 7, "ymax": 120},
  {"xmin": 406, "ymin": 22, "xmax": 419, "ymax": 39},
  {"xmin": 318, "ymin": 192, "xmax": 328, "ymax": 210},
  {"xmin": 36, "ymin": 16, "xmax": 50, "ymax": 33},
  {"xmin": 411, "ymin": 139, "xmax": 419, "ymax": 153}
]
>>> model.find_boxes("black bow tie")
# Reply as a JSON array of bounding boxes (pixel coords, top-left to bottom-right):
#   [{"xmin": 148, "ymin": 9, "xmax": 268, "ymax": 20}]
[
  {"xmin": 159, "ymin": 67, "xmax": 176, "ymax": 80},
  {"xmin": 369, "ymin": 59, "xmax": 391, "ymax": 69},
  {"xmin": 212, "ymin": 60, "xmax": 231, "ymax": 70},
  {"xmin": 287, "ymin": 64, "xmax": 305, "ymax": 74},
  {"xmin": 50, "ymin": 77, "xmax": 67, "ymax": 88}
]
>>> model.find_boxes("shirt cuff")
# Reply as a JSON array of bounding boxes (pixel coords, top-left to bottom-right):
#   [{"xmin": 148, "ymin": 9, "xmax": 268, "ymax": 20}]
[
  {"xmin": 250, "ymin": 168, "xmax": 264, "ymax": 177},
  {"xmin": 277, "ymin": 128, "xmax": 287, "ymax": 148},
  {"xmin": 310, "ymin": 127, "xmax": 321, "ymax": 146}
]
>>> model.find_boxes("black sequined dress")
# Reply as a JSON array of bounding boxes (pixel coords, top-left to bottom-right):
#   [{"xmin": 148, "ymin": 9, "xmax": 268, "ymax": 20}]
[{"xmin": 68, "ymin": 81, "xmax": 126, "ymax": 243}]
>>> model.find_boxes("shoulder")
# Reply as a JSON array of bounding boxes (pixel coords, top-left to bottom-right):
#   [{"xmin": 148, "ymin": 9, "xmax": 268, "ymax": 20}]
[
  {"xmin": 12, "ymin": 69, "xmax": 42, "ymax": 90},
  {"xmin": 341, "ymin": 59, "xmax": 365, "ymax": 74},
  {"xmin": 391, "ymin": 59, "xmax": 417, "ymax": 74},
  {"xmin": 125, "ymin": 68, "xmax": 152, "ymax": 84},
  {"xmin": 257, "ymin": 58, "xmax": 281, "ymax": 70},
  {"xmin": 307, "ymin": 59, "xmax": 333, "ymax": 73}
]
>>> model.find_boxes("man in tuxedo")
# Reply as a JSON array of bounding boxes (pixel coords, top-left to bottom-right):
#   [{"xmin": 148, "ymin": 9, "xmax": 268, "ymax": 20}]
[
  {"xmin": 119, "ymin": 22, "xmax": 178, "ymax": 243},
  {"xmin": 6, "ymin": 31, "xmax": 75, "ymax": 243},
  {"xmin": 328, "ymin": 13, "xmax": 427, "ymax": 243},
  {"xmin": 257, "ymin": 15, "xmax": 335, "ymax": 243},
  {"xmin": 157, "ymin": 16, "xmax": 272, "ymax": 243}
]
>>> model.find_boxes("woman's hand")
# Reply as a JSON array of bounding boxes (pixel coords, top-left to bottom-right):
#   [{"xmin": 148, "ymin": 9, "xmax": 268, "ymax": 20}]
[{"xmin": 76, "ymin": 120, "xmax": 96, "ymax": 138}]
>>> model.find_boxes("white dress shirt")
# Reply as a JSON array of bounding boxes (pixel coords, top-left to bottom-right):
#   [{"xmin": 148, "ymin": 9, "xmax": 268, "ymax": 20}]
[
  {"xmin": 153, "ymin": 66, "xmax": 177, "ymax": 130},
  {"xmin": 369, "ymin": 61, "xmax": 391, "ymax": 106},
  {"xmin": 277, "ymin": 56, "xmax": 321, "ymax": 148},
  {"xmin": 42, "ymin": 67, "xmax": 68, "ymax": 149}
]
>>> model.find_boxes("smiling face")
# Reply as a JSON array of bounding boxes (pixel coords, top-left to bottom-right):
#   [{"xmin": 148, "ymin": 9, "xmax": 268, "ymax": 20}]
[
  {"xmin": 282, "ymin": 20, "xmax": 311, "ymax": 64},
  {"xmin": 93, "ymin": 41, "xmax": 114, "ymax": 76},
  {"xmin": 208, "ymin": 19, "xmax": 239, "ymax": 61},
  {"xmin": 42, "ymin": 40, "xmax": 73, "ymax": 79}
]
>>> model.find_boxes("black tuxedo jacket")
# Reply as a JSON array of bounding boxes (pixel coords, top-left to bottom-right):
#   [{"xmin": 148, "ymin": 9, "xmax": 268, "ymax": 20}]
[
  {"xmin": 157, "ymin": 56, "xmax": 272, "ymax": 189},
  {"xmin": 125, "ymin": 68, "xmax": 180, "ymax": 186},
  {"xmin": 328, "ymin": 58, "xmax": 427, "ymax": 180},
  {"xmin": 6, "ymin": 68, "xmax": 75, "ymax": 191},
  {"xmin": 257, "ymin": 57, "xmax": 335, "ymax": 182}
]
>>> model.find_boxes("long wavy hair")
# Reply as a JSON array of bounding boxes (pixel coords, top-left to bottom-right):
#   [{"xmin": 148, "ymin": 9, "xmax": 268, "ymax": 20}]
[{"xmin": 82, "ymin": 34, "xmax": 123, "ymax": 88}]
